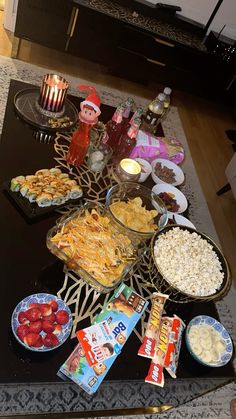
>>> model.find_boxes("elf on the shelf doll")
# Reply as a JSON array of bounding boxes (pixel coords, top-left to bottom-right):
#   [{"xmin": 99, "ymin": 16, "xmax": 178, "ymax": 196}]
[{"xmin": 67, "ymin": 85, "xmax": 101, "ymax": 167}]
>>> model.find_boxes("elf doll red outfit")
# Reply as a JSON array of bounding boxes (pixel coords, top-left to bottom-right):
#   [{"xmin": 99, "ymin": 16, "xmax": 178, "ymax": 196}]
[{"xmin": 67, "ymin": 85, "xmax": 101, "ymax": 167}]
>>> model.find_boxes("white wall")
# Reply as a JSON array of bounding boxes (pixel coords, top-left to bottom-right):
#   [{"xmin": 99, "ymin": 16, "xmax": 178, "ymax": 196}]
[
  {"xmin": 209, "ymin": 0, "xmax": 236, "ymax": 41},
  {"xmin": 146, "ymin": 0, "xmax": 236, "ymax": 40},
  {"xmin": 3, "ymin": 0, "xmax": 18, "ymax": 32}
]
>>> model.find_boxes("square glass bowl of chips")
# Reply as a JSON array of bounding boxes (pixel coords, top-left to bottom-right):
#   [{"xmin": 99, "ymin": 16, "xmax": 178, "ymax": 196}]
[
  {"xmin": 105, "ymin": 182, "xmax": 168, "ymax": 244},
  {"xmin": 46, "ymin": 201, "xmax": 147, "ymax": 293}
]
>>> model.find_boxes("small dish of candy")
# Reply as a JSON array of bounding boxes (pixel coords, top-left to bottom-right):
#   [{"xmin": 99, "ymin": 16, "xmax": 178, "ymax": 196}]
[{"xmin": 152, "ymin": 183, "xmax": 188, "ymax": 214}]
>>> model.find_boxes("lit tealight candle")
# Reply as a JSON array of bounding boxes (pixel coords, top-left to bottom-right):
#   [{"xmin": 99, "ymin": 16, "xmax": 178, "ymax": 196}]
[
  {"xmin": 116, "ymin": 158, "xmax": 141, "ymax": 182},
  {"xmin": 38, "ymin": 74, "xmax": 69, "ymax": 114}
]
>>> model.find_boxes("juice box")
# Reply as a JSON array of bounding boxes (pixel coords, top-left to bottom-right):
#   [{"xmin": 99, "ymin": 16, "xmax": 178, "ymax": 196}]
[{"xmin": 58, "ymin": 283, "xmax": 148, "ymax": 394}]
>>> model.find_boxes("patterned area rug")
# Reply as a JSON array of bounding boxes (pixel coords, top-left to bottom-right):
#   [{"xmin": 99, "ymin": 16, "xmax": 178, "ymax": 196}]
[{"xmin": 0, "ymin": 55, "xmax": 235, "ymax": 418}]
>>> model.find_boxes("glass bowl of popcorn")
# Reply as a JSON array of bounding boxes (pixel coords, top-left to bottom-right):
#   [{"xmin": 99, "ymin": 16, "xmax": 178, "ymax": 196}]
[
  {"xmin": 105, "ymin": 182, "xmax": 168, "ymax": 244},
  {"xmin": 149, "ymin": 225, "xmax": 230, "ymax": 303}
]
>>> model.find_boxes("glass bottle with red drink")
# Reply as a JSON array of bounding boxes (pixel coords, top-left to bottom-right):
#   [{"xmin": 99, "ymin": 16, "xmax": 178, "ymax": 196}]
[
  {"xmin": 104, "ymin": 105, "xmax": 125, "ymax": 150},
  {"xmin": 129, "ymin": 106, "xmax": 143, "ymax": 126},
  {"xmin": 114, "ymin": 117, "xmax": 141, "ymax": 163},
  {"xmin": 120, "ymin": 97, "xmax": 134, "ymax": 133},
  {"xmin": 66, "ymin": 122, "xmax": 91, "ymax": 167}
]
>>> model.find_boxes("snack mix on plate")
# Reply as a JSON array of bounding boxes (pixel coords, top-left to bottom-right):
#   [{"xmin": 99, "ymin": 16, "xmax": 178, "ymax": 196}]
[
  {"xmin": 10, "ymin": 168, "xmax": 82, "ymax": 207},
  {"xmin": 154, "ymin": 162, "xmax": 176, "ymax": 184},
  {"xmin": 154, "ymin": 227, "xmax": 224, "ymax": 296},
  {"xmin": 49, "ymin": 209, "xmax": 136, "ymax": 286},
  {"xmin": 110, "ymin": 197, "xmax": 158, "ymax": 233}
]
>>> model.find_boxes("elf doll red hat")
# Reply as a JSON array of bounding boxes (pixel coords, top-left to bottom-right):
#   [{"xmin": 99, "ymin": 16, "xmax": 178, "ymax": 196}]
[{"xmin": 78, "ymin": 84, "xmax": 101, "ymax": 124}]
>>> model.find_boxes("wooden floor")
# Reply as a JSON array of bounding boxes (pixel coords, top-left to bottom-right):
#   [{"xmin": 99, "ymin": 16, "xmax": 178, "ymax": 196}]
[{"xmin": 1, "ymin": 11, "xmax": 236, "ymax": 285}]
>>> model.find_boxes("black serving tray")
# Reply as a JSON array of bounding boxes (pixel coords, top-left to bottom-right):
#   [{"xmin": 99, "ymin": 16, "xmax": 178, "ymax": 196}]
[{"xmin": 3, "ymin": 180, "xmax": 83, "ymax": 221}]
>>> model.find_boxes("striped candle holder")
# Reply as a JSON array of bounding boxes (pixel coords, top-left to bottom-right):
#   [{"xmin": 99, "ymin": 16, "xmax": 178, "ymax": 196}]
[{"xmin": 38, "ymin": 74, "xmax": 69, "ymax": 116}]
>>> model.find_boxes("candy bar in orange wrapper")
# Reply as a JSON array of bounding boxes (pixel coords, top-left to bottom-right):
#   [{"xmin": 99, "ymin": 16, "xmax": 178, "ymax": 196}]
[
  {"xmin": 138, "ymin": 292, "xmax": 168, "ymax": 359},
  {"xmin": 166, "ymin": 315, "xmax": 185, "ymax": 378},
  {"xmin": 144, "ymin": 317, "xmax": 172, "ymax": 387}
]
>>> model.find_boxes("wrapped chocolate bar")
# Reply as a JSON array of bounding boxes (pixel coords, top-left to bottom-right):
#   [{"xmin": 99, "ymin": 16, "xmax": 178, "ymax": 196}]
[
  {"xmin": 166, "ymin": 315, "xmax": 185, "ymax": 378},
  {"xmin": 129, "ymin": 130, "xmax": 185, "ymax": 165},
  {"xmin": 144, "ymin": 317, "xmax": 173, "ymax": 388},
  {"xmin": 138, "ymin": 292, "xmax": 168, "ymax": 359}
]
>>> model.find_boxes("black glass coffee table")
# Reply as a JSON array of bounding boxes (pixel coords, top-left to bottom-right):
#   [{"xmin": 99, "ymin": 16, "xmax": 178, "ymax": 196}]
[{"xmin": 0, "ymin": 79, "xmax": 234, "ymax": 417}]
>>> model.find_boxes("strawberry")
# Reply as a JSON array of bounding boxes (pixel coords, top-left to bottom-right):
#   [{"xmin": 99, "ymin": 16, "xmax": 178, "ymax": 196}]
[
  {"xmin": 42, "ymin": 320, "xmax": 55, "ymax": 333},
  {"xmin": 32, "ymin": 335, "xmax": 43, "ymax": 348},
  {"xmin": 28, "ymin": 320, "xmax": 42, "ymax": 334},
  {"xmin": 49, "ymin": 300, "xmax": 58, "ymax": 312},
  {"xmin": 55, "ymin": 310, "xmax": 69, "ymax": 325},
  {"xmin": 53, "ymin": 324, "xmax": 62, "ymax": 335},
  {"xmin": 42, "ymin": 312, "xmax": 56, "ymax": 323},
  {"xmin": 24, "ymin": 332, "xmax": 41, "ymax": 347},
  {"xmin": 38, "ymin": 304, "xmax": 52, "ymax": 317},
  {"xmin": 16, "ymin": 324, "xmax": 29, "ymax": 341},
  {"xmin": 18, "ymin": 311, "xmax": 29, "ymax": 325},
  {"xmin": 43, "ymin": 333, "xmax": 59, "ymax": 347},
  {"xmin": 25, "ymin": 307, "xmax": 41, "ymax": 322},
  {"xmin": 28, "ymin": 303, "xmax": 41, "ymax": 309}
]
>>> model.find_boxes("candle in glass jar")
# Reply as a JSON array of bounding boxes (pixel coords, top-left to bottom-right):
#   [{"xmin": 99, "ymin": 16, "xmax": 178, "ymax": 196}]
[
  {"xmin": 38, "ymin": 74, "xmax": 69, "ymax": 113},
  {"xmin": 116, "ymin": 158, "xmax": 141, "ymax": 182}
]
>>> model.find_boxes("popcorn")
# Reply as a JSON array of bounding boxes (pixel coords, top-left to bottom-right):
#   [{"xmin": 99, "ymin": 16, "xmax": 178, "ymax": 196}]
[{"xmin": 153, "ymin": 228, "xmax": 224, "ymax": 297}]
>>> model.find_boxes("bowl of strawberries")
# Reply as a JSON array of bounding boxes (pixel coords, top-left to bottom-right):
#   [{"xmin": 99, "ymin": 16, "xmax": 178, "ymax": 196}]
[{"xmin": 11, "ymin": 293, "xmax": 72, "ymax": 351}]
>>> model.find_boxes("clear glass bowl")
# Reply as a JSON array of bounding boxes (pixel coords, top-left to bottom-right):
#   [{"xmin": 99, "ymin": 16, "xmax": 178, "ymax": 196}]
[
  {"xmin": 46, "ymin": 201, "xmax": 147, "ymax": 293},
  {"xmin": 105, "ymin": 182, "xmax": 168, "ymax": 244}
]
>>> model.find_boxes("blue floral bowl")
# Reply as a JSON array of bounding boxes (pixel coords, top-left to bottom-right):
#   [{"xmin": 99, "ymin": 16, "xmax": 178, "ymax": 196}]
[
  {"xmin": 185, "ymin": 315, "xmax": 233, "ymax": 367},
  {"xmin": 11, "ymin": 293, "xmax": 73, "ymax": 352}
]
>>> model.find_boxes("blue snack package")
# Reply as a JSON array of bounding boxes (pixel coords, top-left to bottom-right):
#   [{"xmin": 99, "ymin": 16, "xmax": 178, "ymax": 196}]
[{"xmin": 58, "ymin": 283, "xmax": 148, "ymax": 394}]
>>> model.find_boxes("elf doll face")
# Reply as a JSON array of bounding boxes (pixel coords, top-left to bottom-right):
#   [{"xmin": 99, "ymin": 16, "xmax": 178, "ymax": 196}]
[{"xmin": 80, "ymin": 104, "xmax": 100, "ymax": 124}]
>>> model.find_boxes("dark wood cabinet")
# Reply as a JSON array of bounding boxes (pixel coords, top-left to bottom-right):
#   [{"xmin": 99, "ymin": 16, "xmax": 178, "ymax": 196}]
[
  {"xmin": 14, "ymin": 0, "xmax": 236, "ymax": 104},
  {"xmin": 15, "ymin": 0, "xmax": 74, "ymax": 51}
]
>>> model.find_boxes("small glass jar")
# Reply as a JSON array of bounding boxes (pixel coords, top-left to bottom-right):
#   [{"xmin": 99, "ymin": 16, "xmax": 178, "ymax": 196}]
[{"xmin": 87, "ymin": 143, "xmax": 113, "ymax": 173}]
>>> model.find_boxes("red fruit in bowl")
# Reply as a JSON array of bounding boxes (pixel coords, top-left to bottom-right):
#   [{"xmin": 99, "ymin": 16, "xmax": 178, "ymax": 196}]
[
  {"xmin": 28, "ymin": 320, "xmax": 42, "ymax": 334},
  {"xmin": 39, "ymin": 304, "xmax": 52, "ymax": 317},
  {"xmin": 32, "ymin": 335, "xmax": 43, "ymax": 348},
  {"xmin": 53, "ymin": 324, "xmax": 62, "ymax": 335},
  {"xmin": 55, "ymin": 310, "xmax": 69, "ymax": 325},
  {"xmin": 42, "ymin": 320, "xmax": 55, "ymax": 333},
  {"xmin": 43, "ymin": 312, "xmax": 56, "ymax": 323},
  {"xmin": 49, "ymin": 300, "xmax": 58, "ymax": 312},
  {"xmin": 43, "ymin": 333, "xmax": 59, "ymax": 347},
  {"xmin": 18, "ymin": 311, "xmax": 29, "ymax": 325},
  {"xmin": 24, "ymin": 332, "xmax": 41, "ymax": 347},
  {"xmin": 25, "ymin": 307, "xmax": 41, "ymax": 322},
  {"xmin": 16, "ymin": 324, "xmax": 29, "ymax": 341},
  {"xmin": 28, "ymin": 303, "xmax": 40, "ymax": 309}
]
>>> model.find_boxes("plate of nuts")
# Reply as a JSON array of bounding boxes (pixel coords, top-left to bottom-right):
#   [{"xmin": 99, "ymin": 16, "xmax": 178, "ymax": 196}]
[{"xmin": 151, "ymin": 158, "xmax": 184, "ymax": 186}]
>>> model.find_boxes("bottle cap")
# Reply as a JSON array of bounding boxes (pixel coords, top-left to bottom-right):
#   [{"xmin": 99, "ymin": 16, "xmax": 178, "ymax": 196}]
[
  {"xmin": 164, "ymin": 87, "xmax": 172, "ymax": 95},
  {"xmin": 157, "ymin": 93, "xmax": 165, "ymax": 101}
]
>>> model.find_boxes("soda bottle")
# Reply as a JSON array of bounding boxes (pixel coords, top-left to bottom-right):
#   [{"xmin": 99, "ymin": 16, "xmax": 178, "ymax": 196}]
[
  {"xmin": 163, "ymin": 87, "xmax": 172, "ymax": 113},
  {"xmin": 121, "ymin": 97, "xmax": 135, "ymax": 131},
  {"xmin": 129, "ymin": 106, "xmax": 144, "ymax": 126},
  {"xmin": 115, "ymin": 117, "xmax": 141, "ymax": 162},
  {"xmin": 141, "ymin": 93, "xmax": 165, "ymax": 133},
  {"xmin": 104, "ymin": 105, "xmax": 124, "ymax": 150}
]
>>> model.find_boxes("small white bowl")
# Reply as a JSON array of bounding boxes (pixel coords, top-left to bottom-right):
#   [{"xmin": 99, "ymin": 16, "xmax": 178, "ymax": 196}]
[
  {"xmin": 168, "ymin": 213, "xmax": 196, "ymax": 229},
  {"xmin": 134, "ymin": 158, "xmax": 152, "ymax": 182},
  {"xmin": 151, "ymin": 158, "xmax": 184, "ymax": 186},
  {"xmin": 152, "ymin": 183, "xmax": 188, "ymax": 214}
]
